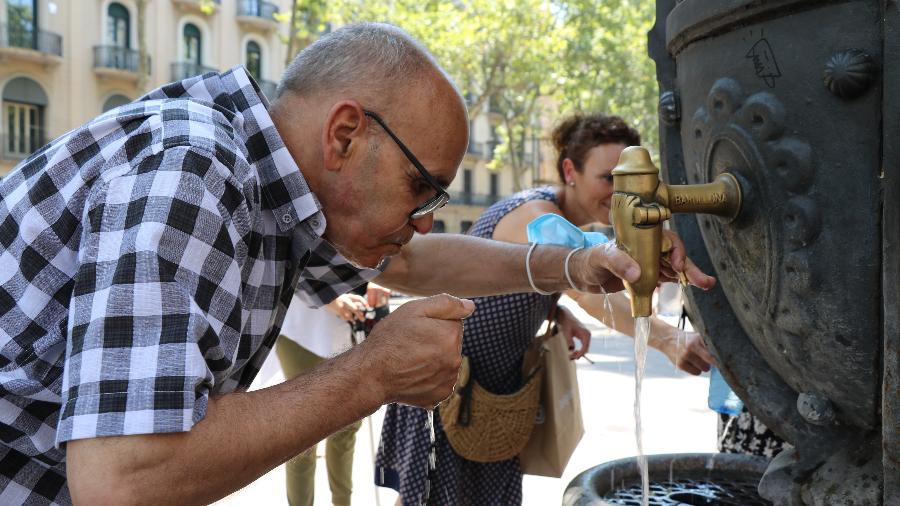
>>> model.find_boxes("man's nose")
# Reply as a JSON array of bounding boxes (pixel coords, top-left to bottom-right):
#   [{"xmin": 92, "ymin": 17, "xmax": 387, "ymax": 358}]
[{"xmin": 410, "ymin": 213, "xmax": 434, "ymax": 234}]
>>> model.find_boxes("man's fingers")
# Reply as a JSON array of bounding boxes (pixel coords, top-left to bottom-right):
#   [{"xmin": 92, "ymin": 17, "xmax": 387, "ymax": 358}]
[
  {"xmin": 596, "ymin": 243, "xmax": 640, "ymax": 284},
  {"xmin": 415, "ymin": 293, "xmax": 476, "ymax": 320}
]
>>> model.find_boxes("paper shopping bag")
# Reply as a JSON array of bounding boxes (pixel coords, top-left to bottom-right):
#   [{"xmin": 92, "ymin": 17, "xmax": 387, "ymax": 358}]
[{"xmin": 518, "ymin": 329, "xmax": 584, "ymax": 477}]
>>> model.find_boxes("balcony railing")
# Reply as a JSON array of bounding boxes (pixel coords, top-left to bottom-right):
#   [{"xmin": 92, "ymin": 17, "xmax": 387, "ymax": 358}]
[
  {"xmin": 171, "ymin": 61, "xmax": 217, "ymax": 81},
  {"xmin": 0, "ymin": 23, "xmax": 62, "ymax": 57},
  {"xmin": 520, "ymin": 151, "xmax": 539, "ymax": 166},
  {"xmin": 237, "ymin": 0, "xmax": 279, "ymax": 21},
  {"xmin": 173, "ymin": 0, "xmax": 221, "ymax": 5},
  {"xmin": 93, "ymin": 46, "xmax": 150, "ymax": 74},
  {"xmin": 454, "ymin": 191, "xmax": 501, "ymax": 207},
  {"xmin": 259, "ymin": 79, "xmax": 278, "ymax": 101},
  {"xmin": 466, "ymin": 141, "xmax": 483, "ymax": 156},
  {"xmin": 484, "ymin": 141, "xmax": 497, "ymax": 160},
  {"xmin": 1, "ymin": 132, "xmax": 45, "ymax": 161}
]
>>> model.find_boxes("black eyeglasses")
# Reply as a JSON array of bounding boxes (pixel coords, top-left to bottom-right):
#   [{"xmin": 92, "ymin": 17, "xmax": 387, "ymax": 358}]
[{"xmin": 364, "ymin": 110, "xmax": 451, "ymax": 219}]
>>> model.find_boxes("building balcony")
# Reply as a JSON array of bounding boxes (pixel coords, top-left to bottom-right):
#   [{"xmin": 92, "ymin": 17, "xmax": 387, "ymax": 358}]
[
  {"xmin": 171, "ymin": 61, "xmax": 217, "ymax": 81},
  {"xmin": 465, "ymin": 141, "xmax": 499, "ymax": 160},
  {"xmin": 236, "ymin": 0, "xmax": 280, "ymax": 31},
  {"xmin": 171, "ymin": 0, "xmax": 221, "ymax": 14},
  {"xmin": 93, "ymin": 46, "xmax": 151, "ymax": 83},
  {"xmin": 0, "ymin": 23, "xmax": 62, "ymax": 65},
  {"xmin": 520, "ymin": 150, "xmax": 539, "ymax": 166},
  {"xmin": 258, "ymin": 79, "xmax": 278, "ymax": 102},
  {"xmin": 454, "ymin": 191, "xmax": 501, "ymax": 207}
]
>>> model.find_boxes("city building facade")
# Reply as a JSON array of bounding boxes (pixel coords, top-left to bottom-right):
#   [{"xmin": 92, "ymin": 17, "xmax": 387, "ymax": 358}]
[
  {"xmin": 0, "ymin": 0, "xmax": 546, "ymax": 233},
  {"xmin": 0, "ymin": 0, "xmax": 291, "ymax": 175}
]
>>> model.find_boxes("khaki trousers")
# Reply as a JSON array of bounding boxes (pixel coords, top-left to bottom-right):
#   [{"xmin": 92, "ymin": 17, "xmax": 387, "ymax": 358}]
[{"xmin": 276, "ymin": 335, "xmax": 362, "ymax": 506}]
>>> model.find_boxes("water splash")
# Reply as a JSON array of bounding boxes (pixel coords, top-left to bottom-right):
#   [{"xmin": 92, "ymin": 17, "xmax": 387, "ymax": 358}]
[
  {"xmin": 706, "ymin": 454, "xmax": 717, "ymax": 481},
  {"xmin": 658, "ymin": 282, "xmax": 687, "ymax": 373},
  {"xmin": 633, "ymin": 316, "xmax": 651, "ymax": 506},
  {"xmin": 420, "ymin": 410, "xmax": 436, "ymax": 506},
  {"xmin": 674, "ymin": 327, "xmax": 686, "ymax": 373}
]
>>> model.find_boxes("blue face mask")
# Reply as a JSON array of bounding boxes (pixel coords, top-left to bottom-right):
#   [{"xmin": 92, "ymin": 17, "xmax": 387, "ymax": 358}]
[{"xmin": 526, "ymin": 213, "xmax": 609, "ymax": 248}]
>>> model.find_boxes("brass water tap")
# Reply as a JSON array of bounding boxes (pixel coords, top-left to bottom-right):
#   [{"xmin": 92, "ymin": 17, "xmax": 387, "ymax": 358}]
[{"xmin": 610, "ymin": 146, "xmax": 742, "ymax": 317}]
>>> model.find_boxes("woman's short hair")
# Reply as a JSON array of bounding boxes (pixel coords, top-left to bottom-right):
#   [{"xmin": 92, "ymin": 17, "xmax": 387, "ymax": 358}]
[{"xmin": 552, "ymin": 113, "xmax": 641, "ymax": 182}]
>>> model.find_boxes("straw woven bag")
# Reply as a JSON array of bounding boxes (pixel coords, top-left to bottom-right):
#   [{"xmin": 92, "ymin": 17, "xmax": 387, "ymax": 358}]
[
  {"xmin": 439, "ymin": 348, "xmax": 544, "ymax": 462},
  {"xmin": 439, "ymin": 307, "xmax": 557, "ymax": 463}
]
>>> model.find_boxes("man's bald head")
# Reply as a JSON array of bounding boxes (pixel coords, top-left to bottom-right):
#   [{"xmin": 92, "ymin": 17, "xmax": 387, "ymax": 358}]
[
  {"xmin": 269, "ymin": 23, "xmax": 469, "ymax": 269},
  {"xmin": 277, "ymin": 22, "xmax": 457, "ymax": 108}
]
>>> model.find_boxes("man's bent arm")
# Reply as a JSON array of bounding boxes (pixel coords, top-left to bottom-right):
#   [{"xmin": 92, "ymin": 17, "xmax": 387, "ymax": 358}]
[{"xmin": 66, "ymin": 349, "xmax": 382, "ymax": 506}]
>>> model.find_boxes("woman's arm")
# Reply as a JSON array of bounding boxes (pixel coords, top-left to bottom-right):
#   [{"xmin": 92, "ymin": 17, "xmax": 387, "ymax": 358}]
[{"xmin": 567, "ymin": 290, "xmax": 714, "ymax": 375}]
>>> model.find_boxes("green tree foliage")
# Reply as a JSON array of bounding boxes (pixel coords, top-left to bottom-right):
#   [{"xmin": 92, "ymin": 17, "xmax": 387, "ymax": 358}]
[
  {"xmin": 555, "ymin": 0, "xmax": 659, "ymax": 147},
  {"xmin": 287, "ymin": 0, "xmax": 659, "ymax": 189}
]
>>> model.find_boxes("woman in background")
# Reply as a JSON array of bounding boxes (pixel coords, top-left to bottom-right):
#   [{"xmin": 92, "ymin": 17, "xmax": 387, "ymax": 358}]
[{"xmin": 375, "ymin": 113, "xmax": 715, "ymax": 506}]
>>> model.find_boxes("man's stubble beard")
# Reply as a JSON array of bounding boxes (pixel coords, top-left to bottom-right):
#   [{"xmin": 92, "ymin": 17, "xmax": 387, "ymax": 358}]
[{"xmin": 324, "ymin": 139, "xmax": 384, "ymax": 270}]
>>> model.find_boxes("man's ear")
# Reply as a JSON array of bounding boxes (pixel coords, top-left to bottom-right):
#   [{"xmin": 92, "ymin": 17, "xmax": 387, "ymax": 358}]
[{"xmin": 322, "ymin": 101, "xmax": 368, "ymax": 173}]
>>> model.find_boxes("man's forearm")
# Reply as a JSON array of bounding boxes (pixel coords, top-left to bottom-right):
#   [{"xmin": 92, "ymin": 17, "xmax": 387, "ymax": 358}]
[
  {"xmin": 67, "ymin": 348, "xmax": 383, "ymax": 506},
  {"xmin": 378, "ymin": 234, "xmax": 573, "ymax": 297}
]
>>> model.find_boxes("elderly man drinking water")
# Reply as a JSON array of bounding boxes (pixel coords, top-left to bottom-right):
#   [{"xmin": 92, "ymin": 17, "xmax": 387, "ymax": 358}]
[{"xmin": 0, "ymin": 22, "xmax": 712, "ymax": 506}]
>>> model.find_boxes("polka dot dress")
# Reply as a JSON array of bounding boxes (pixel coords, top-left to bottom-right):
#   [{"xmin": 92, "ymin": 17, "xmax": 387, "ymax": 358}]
[
  {"xmin": 375, "ymin": 188, "xmax": 559, "ymax": 506},
  {"xmin": 717, "ymin": 408, "xmax": 789, "ymax": 459}
]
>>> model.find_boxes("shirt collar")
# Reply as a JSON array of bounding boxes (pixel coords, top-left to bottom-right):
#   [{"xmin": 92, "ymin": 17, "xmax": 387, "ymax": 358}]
[{"xmin": 220, "ymin": 66, "xmax": 327, "ymax": 237}]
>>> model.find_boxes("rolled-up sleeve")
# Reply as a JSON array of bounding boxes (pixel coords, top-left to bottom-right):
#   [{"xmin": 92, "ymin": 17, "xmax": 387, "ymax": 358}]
[{"xmin": 57, "ymin": 146, "xmax": 247, "ymax": 445}]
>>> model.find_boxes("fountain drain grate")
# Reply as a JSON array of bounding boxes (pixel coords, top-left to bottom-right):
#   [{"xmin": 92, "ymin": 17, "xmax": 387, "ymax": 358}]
[{"xmin": 602, "ymin": 478, "xmax": 770, "ymax": 505}]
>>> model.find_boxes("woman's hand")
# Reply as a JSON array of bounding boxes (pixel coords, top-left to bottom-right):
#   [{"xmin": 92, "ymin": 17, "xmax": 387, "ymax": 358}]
[
  {"xmin": 658, "ymin": 330, "xmax": 716, "ymax": 375},
  {"xmin": 554, "ymin": 305, "xmax": 592, "ymax": 360},
  {"xmin": 366, "ymin": 282, "xmax": 392, "ymax": 308},
  {"xmin": 326, "ymin": 293, "xmax": 369, "ymax": 322}
]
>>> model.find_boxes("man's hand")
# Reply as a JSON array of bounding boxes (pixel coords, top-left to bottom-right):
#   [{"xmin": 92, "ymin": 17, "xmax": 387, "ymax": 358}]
[
  {"xmin": 568, "ymin": 231, "xmax": 716, "ymax": 293},
  {"xmin": 358, "ymin": 294, "xmax": 475, "ymax": 408}
]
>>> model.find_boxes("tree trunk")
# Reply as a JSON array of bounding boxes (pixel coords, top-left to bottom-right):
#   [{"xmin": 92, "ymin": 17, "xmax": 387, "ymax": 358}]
[{"xmin": 285, "ymin": 0, "xmax": 300, "ymax": 65}]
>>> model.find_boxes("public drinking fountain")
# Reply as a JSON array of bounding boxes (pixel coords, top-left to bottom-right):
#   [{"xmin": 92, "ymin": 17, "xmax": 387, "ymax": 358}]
[{"xmin": 564, "ymin": 1, "xmax": 897, "ymax": 504}]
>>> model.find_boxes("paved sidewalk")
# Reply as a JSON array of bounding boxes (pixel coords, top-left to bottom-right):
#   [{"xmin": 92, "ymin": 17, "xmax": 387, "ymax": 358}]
[{"xmin": 215, "ymin": 297, "xmax": 717, "ymax": 506}]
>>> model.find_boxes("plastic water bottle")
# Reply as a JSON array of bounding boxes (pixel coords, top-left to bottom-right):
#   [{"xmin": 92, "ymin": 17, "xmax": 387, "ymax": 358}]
[{"xmin": 708, "ymin": 367, "xmax": 744, "ymax": 416}]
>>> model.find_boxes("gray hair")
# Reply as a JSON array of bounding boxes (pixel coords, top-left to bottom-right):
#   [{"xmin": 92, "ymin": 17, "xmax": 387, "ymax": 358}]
[{"xmin": 276, "ymin": 22, "xmax": 443, "ymax": 102}]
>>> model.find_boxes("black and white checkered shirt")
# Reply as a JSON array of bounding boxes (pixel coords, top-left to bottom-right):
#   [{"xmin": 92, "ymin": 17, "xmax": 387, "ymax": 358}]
[{"xmin": 0, "ymin": 67, "xmax": 379, "ymax": 505}]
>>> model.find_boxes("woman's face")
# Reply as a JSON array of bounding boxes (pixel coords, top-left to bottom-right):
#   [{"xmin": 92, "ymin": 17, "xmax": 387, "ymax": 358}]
[{"xmin": 571, "ymin": 142, "xmax": 627, "ymax": 225}]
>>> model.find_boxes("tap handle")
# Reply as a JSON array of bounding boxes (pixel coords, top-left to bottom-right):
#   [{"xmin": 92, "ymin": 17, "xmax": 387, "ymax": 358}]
[{"xmin": 633, "ymin": 203, "xmax": 672, "ymax": 226}]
